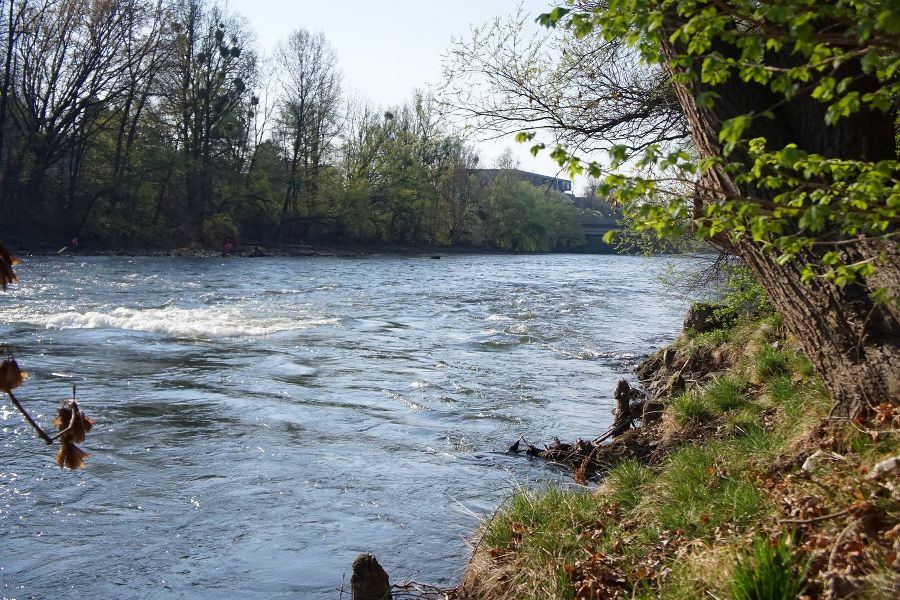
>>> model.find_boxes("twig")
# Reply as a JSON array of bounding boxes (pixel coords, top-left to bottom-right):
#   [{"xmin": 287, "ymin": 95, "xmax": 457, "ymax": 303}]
[
  {"xmin": 50, "ymin": 385, "xmax": 78, "ymax": 442},
  {"xmin": 5, "ymin": 390, "xmax": 54, "ymax": 445},
  {"xmin": 50, "ymin": 404, "xmax": 77, "ymax": 441},
  {"xmin": 779, "ymin": 509, "xmax": 849, "ymax": 525},
  {"xmin": 828, "ymin": 517, "xmax": 858, "ymax": 571}
]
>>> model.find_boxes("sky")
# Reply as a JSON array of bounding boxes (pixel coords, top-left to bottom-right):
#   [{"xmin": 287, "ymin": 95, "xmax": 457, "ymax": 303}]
[{"xmin": 226, "ymin": 0, "xmax": 571, "ymax": 181}]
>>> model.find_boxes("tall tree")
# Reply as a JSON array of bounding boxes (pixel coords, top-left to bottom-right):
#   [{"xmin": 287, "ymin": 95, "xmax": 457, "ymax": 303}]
[
  {"xmin": 3, "ymin": 0, "xmax": 159, "ymax": 233},
  {"xmin": 540, "ymin": 0, "xmax": 899, "ymax": 416},
  {"xmin": 164, "ymin": 0, "xmax": 256, "ymax": 240},
  {"xmin": 274, "ymin": 28, "xmax": 341, "ymax": 240}
]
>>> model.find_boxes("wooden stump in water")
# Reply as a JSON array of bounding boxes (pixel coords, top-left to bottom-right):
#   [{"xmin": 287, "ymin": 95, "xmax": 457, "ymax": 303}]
[
  {"xmin": 612, "ymin": 379, "xmax": 633, "ymax": 437},
  {"xmin": 350, "ymin": 553, "xmax": 392, "ymax": 600}
]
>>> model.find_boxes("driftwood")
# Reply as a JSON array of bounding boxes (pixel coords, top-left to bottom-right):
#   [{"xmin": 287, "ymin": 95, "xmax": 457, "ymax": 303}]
[{"xmin": 505, "ymin": 379, "xmax": 658, "ymax": 481}]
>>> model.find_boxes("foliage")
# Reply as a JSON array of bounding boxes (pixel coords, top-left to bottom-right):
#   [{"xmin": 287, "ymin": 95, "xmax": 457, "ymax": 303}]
[
  {"xmin": 536, "ymin": 0, "xmax": 899, "ymax": 291},
  {"xmin": 0, "ymin": 0, "xmax": 584, "ymax": 254},
  {"xmin": 714, "ymin": 264, "xmax": 772, "ymax": 324}
]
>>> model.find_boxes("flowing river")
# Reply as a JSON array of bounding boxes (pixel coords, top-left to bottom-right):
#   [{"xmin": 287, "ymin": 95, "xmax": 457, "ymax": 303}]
[{"xmin": 0, "ymin": 254, "xmax": 697, "ymax": 598}]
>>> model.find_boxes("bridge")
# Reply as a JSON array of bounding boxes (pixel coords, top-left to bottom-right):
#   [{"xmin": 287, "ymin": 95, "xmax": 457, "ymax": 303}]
[{"xmin": 576, "ymin": 210, "xmax": 620, "ymax": 252}]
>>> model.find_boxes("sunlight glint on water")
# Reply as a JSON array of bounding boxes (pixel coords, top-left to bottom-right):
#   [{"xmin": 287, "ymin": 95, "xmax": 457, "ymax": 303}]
[{"xmin": 0, "ymin": 254, "xmax": 696, "ymax": 599}]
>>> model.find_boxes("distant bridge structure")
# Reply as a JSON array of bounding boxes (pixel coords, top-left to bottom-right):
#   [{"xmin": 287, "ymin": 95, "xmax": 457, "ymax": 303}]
[{"xmin": 470, "ymin": 168, "xmax": 623, "ymax": 250}]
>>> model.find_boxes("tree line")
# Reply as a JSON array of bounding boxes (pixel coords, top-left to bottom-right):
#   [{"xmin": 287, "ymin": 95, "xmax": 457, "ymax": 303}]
[{"xmin": 0, "ymin": 0, "xmax": 586, "ymax": 252}]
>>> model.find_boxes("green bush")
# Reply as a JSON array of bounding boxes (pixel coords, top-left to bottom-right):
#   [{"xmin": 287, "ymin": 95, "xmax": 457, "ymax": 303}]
[
  {"xmin": 714, "ymin": 265, "xmax": 773, "ymax": 325},
  {"xmin": 202, "ymin": 212, "xmax": 240, "ymax": 248},
  {"xmin": 730, "ymin": 535, "xmax": 806, "ymax": 600}
]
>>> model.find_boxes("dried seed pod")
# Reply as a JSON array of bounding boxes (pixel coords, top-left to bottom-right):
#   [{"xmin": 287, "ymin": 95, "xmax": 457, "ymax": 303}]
[
  {"xmin": 0, "ymin": 241, "xmax": 18, "ymax": 289},
  {"xmin": 54, "ymin": 399, "xmax": 94, "ymax": 468},
  {"xmin": 54, "ymin": 400, "xmax": 94, "ymax": 444},
  {"xmin": 0, "ymin": 359, "xmax": 27, "ymax": 392},
  {"xmin": 56, "ymin": 440, "xmax": 90, "ymax": 469}
]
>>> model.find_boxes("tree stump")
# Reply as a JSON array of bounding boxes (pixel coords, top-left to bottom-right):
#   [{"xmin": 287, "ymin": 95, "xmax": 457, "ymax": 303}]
[
  {"xmin": 612, "ymin": 379, "xmax": 633, "ymax": 437},
  {"xmin": 350, "ymin": 553, "xmax": 392, "ymax": 600}
]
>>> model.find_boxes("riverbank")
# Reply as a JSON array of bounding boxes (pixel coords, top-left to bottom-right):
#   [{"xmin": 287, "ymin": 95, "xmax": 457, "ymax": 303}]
[
  {"xmin": 453, "ymin": 309, "xmax": 899, "ymax": 599},
  {"xmin": 1, "ymin": 237, "xmax": 624, "ymax": 259}
]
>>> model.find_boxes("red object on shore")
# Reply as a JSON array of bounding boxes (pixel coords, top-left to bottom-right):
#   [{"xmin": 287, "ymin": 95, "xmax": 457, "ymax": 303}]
[
  {"xmin": 71, "ymin": 237, "xmax": 79, "ymax": 248},
  {"xmin": 222, "ymin": 238, "xmax": 240, "ymax": 254}
]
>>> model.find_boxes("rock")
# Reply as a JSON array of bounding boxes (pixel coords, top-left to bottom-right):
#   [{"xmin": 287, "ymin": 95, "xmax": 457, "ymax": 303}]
[
  {"xmin": 801, "ymin": 450, "xmax": 846, "ymax": 472},
  {"xmin": 642, "ymin": 399, "xmax": 665, "ymax": 426},
  {"xmin": 666, "ymin": 373, "xmax": 686, "ymax": 396},
  {"xmin": 683, "ymin": 302, "xmax": 727, "ymax": 333},
  {"xmin": 867, "ymin": 455, "xmax": 899, "ymax": 480},
  {"xmin": 866, "ymin": 455, "xmax": 899, "ymax": 498},
  {"xmin": 351, "ymin": 553, "xmax": 392, "ymax": 600}
]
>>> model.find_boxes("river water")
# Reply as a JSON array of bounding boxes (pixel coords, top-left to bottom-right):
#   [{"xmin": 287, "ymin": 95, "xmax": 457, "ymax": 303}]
[{"xmin": 0, "ymin": 254, "xmax": 696, "ymax": 599}]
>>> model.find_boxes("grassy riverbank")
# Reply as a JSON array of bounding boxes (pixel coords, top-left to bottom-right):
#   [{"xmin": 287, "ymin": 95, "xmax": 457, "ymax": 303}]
[{"xmin": 459, "ymin": 314, "xmax": 899, "ymax": 599}]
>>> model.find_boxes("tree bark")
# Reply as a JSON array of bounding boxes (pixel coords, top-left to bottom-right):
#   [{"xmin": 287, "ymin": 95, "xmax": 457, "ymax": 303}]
[{"xmin": 660, "ymin": 27, "xmax": 900, "ymax": 417}]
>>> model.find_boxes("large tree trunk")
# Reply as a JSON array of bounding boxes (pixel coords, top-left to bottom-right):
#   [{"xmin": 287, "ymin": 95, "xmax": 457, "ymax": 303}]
[{"xmin": 661, "ymin": 31, "xmax": 900, "ymax": 417}]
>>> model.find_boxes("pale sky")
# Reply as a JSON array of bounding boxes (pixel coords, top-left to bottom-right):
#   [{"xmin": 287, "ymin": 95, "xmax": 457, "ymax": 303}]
[{"xmin": 226, "ymin": 0, "xmax": 571, "ymax": 180}]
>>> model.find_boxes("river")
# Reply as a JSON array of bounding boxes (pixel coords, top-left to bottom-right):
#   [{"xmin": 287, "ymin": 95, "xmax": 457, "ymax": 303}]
[{"xmin": 0, "ymin": 254, "xmax": 696, "ymax": 598}]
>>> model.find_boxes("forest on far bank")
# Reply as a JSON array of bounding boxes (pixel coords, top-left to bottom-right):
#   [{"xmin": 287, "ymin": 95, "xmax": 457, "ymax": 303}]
[{"xmin": 0, "ymin": 0, "xmax": 592, "ymax": 253}]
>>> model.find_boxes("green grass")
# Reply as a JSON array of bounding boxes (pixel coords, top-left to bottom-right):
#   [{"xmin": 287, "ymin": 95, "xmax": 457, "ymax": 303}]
[
  {"xmin": 731, "ymin": 422, "xmax": 781, "ymax": 458},
  {"xmin": 755, "ymin": 345, "xmax": 791, "ymax": 379},
  {"xmin": 707, "ymin": 376, "xmax": 750, "ymax": 411},
  {"xmin": 484, "ymin": 486, "xmax": 599, "ymax": 551},
  {"xmin": 687, "ymin": 326, "xmax": 733, "ymax": 346},
  {"xmin": 645, "ymin": 443, "xmax": 770, "ymax": 535},
  {"xmin": 671, "ymin": 390, "xmax": 716, "ymax": 425},
  {"xmin": 671, "ymin": 376, "xmax": 752, "ymax": 426},
  {"xmin": 480, "ymin": 486, "xmax": 604, "ymax": 600},
  {"xmin": 730, "ymin": 535, "xmax": 807, "ymax": 600},
  {"xmin": 768, "ymin": 375, "xmax": 799, "ymax": 407},
  {"xmin": 605, "ymin": 459, "xmax": 654, "ymax": 512}
]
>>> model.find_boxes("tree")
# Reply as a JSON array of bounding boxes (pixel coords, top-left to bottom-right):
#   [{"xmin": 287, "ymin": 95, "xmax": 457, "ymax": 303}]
[
  {"xmin": 163, "ymin": 0, "xmax": 257, "ymax": 240},
  {"xmin": 538, "ymin": 0, "xmax": 899, "ymax": 417},
  {"xmin": 2, "ymin": 0, "xmax": 163, "ymax": 235},
  {"xmin": 274, "ymin": 28, "xmax": 341, "ymax": 240},
  {"xmin": 441, "ymin": 3, "xmax": 687, "ymax": 158}
]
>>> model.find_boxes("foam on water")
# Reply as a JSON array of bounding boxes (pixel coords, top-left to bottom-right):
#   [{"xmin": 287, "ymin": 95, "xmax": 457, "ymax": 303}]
[{"xmin": 29, "ymin": 306, "xmax": 336, "ymax": 339}]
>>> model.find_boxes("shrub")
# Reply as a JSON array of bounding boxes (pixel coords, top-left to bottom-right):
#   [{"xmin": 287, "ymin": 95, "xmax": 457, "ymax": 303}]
[{"xmin": 201, "ymin": 212, "xmax": 239, "ymax": 248}]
